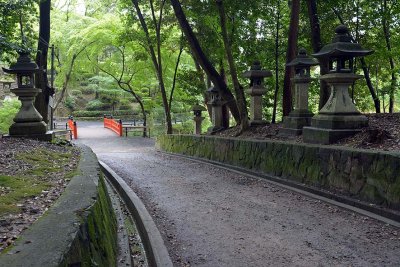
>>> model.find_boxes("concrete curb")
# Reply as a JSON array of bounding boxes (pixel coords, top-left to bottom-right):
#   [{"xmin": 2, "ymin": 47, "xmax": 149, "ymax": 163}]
[
  {"xmin": 99, "ymin": 161, "xmax": 173, "ymax": 267},
  {"xmin": 163, "ymin": 151, "xmax": 400, "ymax": 228}
]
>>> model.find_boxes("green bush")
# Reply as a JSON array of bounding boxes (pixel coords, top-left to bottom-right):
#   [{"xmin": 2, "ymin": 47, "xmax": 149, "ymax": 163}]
[
  {"xmin": 173, "ymin": 121, "xmax": 193, "ymax": 134},
  {"xmin": 119, "ymin": 99, "xmax": 131, "ymax": 110},
  {"xmin": 71, "ymin": 89, "xmax": 82, "ymax": 96},
  {"xmin": 86, "ymin": 99, "xmax": 110, "ymax": 111},
  {"xmin": 64, "ymin": 97, "xmax": 76, "ymax": 111},
  {"xmin": 0, "ymin": 99, "xmax": 21, "ymax": 134},
  {"xmin": 72, "ymin": 110, "xmax": 139, "ymax": 118},
  {"xmin": 81, "ymin": 86, "xmax": 96, "ymax": 95},
  {"xmin": 118, "ymin": 103, "xmax": 131, "ymax": 110}
]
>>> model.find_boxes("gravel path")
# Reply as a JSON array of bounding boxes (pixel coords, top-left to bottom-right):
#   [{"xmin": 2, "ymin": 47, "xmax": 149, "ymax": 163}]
[{"xmin": 76, "ymin": 121, "xmax": 400, "ymax": 267}]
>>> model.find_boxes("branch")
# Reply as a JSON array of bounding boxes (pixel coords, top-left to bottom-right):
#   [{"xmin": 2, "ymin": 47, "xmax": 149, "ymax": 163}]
[{"xmin": 169, "ymin": 35, "xmax": 184, "ymax": 108}]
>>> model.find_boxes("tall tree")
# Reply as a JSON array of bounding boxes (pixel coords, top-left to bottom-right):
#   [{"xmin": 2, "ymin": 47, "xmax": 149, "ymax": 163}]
[
  {"xmin": 34, "ymin": 0, "xmax": 52, "ymax": 124},
  {"xmin": 170, "ymin": 0, "xmax": 241, "ymax": 124},
  {"xmin": 381, "ymin": 0, "xmax": 396, "ymax": 113},
  {"xmin": 130, "ymin": 0, "xmax": 173, "ymax": 134},
  {"xmin": 216, "ymin": 0, "xmax": 248, "ymax": 130},
  {"xmin": 272, "ymin": 0, "xmax": 281, "ymax": 123},
  {"xmin": 306, "ymin": 0, "xmax": 330, "ymax": 110},
  {"xmin": 282, "ymin": 0, "xmax": 300, "ymax": 117}
]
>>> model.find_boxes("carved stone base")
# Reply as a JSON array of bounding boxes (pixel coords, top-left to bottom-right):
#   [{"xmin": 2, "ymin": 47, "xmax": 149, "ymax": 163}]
[
  {"xmin": 279, "ymin": 110, "xmax": 313, "ymax": 137},
  {"xmin": 4, "ymin": 130, "xmax": 54, "ymax": 141},
  {"xmin": 303, "ymin": 113, "xmax": 368, "ymax": 144},
  {"xmin": 303, "ymin": 127, "xmax": 362, "ymax": 145}
]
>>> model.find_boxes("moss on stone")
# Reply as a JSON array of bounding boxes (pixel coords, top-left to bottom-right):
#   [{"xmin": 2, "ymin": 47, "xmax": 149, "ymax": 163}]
[{"xmin": 59, "ymin": 175, "xmax": 117, "ymax": 267}]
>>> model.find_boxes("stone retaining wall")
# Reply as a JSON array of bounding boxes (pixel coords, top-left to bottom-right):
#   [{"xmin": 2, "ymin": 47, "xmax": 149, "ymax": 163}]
[
  {"xmin": 0, "ymin": 146, "xmax": 117, "ymax": 267},
  {"xmin": 157, "ymin": 135, "xmax": 400, "ymax": 210}
]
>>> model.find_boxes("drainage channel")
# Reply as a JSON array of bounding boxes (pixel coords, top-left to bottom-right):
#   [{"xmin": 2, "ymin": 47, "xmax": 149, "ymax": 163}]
[
  {"xmin": 100, "ymin": 161, "xmax": 173, "ymax": 267},
  {"xmin": 162, "ymin": 152, "xmax": 400, "ymax": 228},
  {"xmin": 105, "ymin": 178, "xmax": 148, "ymax": 267}
]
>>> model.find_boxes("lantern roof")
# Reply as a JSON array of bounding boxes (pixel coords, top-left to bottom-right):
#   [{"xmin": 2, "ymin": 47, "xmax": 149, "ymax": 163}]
[
  {"xmin": 2, "ymin": 52, "xmax": 39, "ymax": 75},
  {"xmin": 192, "ymin": 104, "xmax": 207, "ymax": 112},
  {"xmin": 243, "ymin": 61, "xmax": 272, "ymax": 79},
  {"xmin": 287, "ymin": 48, "xmax": 319, "ymax": 68},
  {"xmin": 312, "ymin": 25, "xmax": 373, "ymax": 59}
]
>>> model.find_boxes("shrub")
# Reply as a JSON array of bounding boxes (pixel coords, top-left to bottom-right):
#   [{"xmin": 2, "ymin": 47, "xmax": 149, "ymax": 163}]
[
  {"xmin": 85, "ymin": 100, "xmax": 110, "ymax": 111},
  {"xmin": 71, "ymin": 89, "xmax": 82, "ymax": 96},
  {"xmin": 173, "ymin": 121, "xmax": 193, "ymax": 134},
  {"xmin": 0, "ymin": 99, "xmax": 21, "ymax": 134},
  {"xmin": 72, "ymin": 110, "xmax": 139, "ymax": 118},
  {"xmin": 82, "ymin": 85, "xmax": 96, "ymax": 95},
  {"xmin": 64, "ymin": 97, "xmax": 76, "ymax": 111},
  {"xmin": 118, "ymin": 104, "xmax": 131, "ymax": 110}
]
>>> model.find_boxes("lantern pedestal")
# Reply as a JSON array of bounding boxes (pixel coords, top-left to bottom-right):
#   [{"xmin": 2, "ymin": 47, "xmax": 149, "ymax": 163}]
[
  {"xmin": 193, "ymin": 116, "xmax": 204, "ymax": 135},
  {"xmin": 7, "ymin": 87, "xmax": 52, "ymax": 141},
  {"xmin": 280, "ymin": 76, "xmax": 314, "ymax": 136},
  {"xmin": 303, "ymin": 73, "xmax": 368, "ymax": 144},
  {"xmin": 243, "ymin": 61, "xmax": 272, "ymax": 126},
  {"xmin": 207, "ymin": 104, "xmax": 225, "ymax": 134},
  {"xmin": 248, "ymin": 87, "xmax": 268, "ymax": 126}
]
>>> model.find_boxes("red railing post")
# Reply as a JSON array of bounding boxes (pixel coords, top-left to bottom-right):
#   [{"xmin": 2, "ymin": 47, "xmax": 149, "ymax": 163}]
[
  {"xmin": 118, "ymin": 119, "xmax": 123, "ymax": 136},
  {"xmin": 73, "ymin": 121, "xmax": 78, "ymax": 139},
  {"xmin": 67, "ymin": 116, "xmax": 78, "ymax": 139}
]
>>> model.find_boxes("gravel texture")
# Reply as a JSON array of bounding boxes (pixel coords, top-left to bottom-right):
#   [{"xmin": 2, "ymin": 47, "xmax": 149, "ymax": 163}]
[{"xmin": 77, "ymin": 121, "xmax": 400, "ymax": 267}]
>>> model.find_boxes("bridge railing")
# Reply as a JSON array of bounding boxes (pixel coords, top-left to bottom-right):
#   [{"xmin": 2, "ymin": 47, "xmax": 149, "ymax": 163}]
[
  {"xmin": 104, "ymin": 115, "xmax": 123, "ymax": 136},
  {"xmin": 67, "ymin": 116, "xmax": 78, "ymax": 139}
]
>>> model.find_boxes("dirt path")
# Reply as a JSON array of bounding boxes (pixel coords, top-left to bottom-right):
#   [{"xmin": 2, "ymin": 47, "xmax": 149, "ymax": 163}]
[{"xmin": 76, "ymin": 121, "xmax": 400, "ymax": 267}]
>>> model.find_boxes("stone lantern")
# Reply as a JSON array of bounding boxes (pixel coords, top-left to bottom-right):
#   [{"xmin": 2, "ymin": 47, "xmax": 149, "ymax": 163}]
[
  {"xmin": 280, "ymin": 48, "xmax": 318, "ymax": 136},
  {"xmin": 207, "ymin": 86, "xmax": 226, "ymax": 133},
  {"xmin": 2, "ymin": 52, "xmax": 51, "ymax": 140},
  {"xmin": 242, "ymin": 61, "xmax": 272, "ymax": 126},
  {"xmin": 191, "ymin": 103, "xmax": 207, "ymax": 135},
  {"xmin": 303, "ymin": 25, "xmax": 373, "ymax": 144}
]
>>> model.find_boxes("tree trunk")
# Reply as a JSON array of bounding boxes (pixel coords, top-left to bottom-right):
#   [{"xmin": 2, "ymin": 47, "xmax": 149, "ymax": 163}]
[
  {"xmin": 34, "ymin": 0, "xmax": 51, "ymax": 124},
  {"xmin": 306, "ymin": 0, "xmax": 330, "ymax": 109},
  {"xmin": 170, "ymin": 0, "xmax": 241, "ymax": 124},
  {"xmin": 126, "ymin": 84, "xmax": 147, "ymax": 137},
  {"xmin": 282, "ymin": 0, "xmax": 300, "ymax": 117},
  {"xmin": 216, "ymin": 0, "xmax": 248, "ymax": 130},
  {"xmin": 382, "ymin": 0, "xmax": 396, "ymax": 113},
  {"xmin": 272, "ymin": 2, "xmax": 281, "ymax": 124},
  {"xmin": 131, "ymin": 0, "xmax": 173, "ymax": 133}
]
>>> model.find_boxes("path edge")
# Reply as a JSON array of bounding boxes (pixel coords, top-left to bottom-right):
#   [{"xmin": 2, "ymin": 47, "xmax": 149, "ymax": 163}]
[
  {"xmin": 99, "ymin": 160, "xmax": 173, "ymax": 267},
  {"xmin": 162, "ymin": 151, "xmax": 400, "ymax": 228}
]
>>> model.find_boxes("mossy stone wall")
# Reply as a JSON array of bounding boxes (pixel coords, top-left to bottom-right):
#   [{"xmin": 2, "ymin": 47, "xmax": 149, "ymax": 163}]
[
  {"xmin": 59, "ymin": 175, "xmax": 117, "ymax": 267},
  {"xmin": 157, "ymin": 135, "xmax": 400, "ymax": 210},
  {"xmin": 0, "ymin": 146, "xmax": 118, "ymax": 267}
]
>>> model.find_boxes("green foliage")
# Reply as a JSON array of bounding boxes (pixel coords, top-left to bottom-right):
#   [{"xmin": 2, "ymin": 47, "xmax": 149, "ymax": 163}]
[
  {"xmin": 0, "ymin": 99, "xmax": 20, "ymax": 134},
  {"xmin": 45, "ymin": 0, "xmax": 400, "ymax": 125},
  {"xmin": 72, "ymin": 110, "xmax": 138, "ymax": 118},
  {"xmin": 173, "ymin": 121, "xmax": 194, "ymax": 134},
  {"xmin": 71, "ymin": 89, "xmax": 83, "ymax": 97},
  {"xmin": 85, "ymin": 99, "xmax": 110, "ymax": 111},
  {"xmin": 64, "ymin": 97, "xmax": 76, "ymax": 111},
  {"xmin": 82, "ymin": 86, "xmax": 96, "ymax": 95}
]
